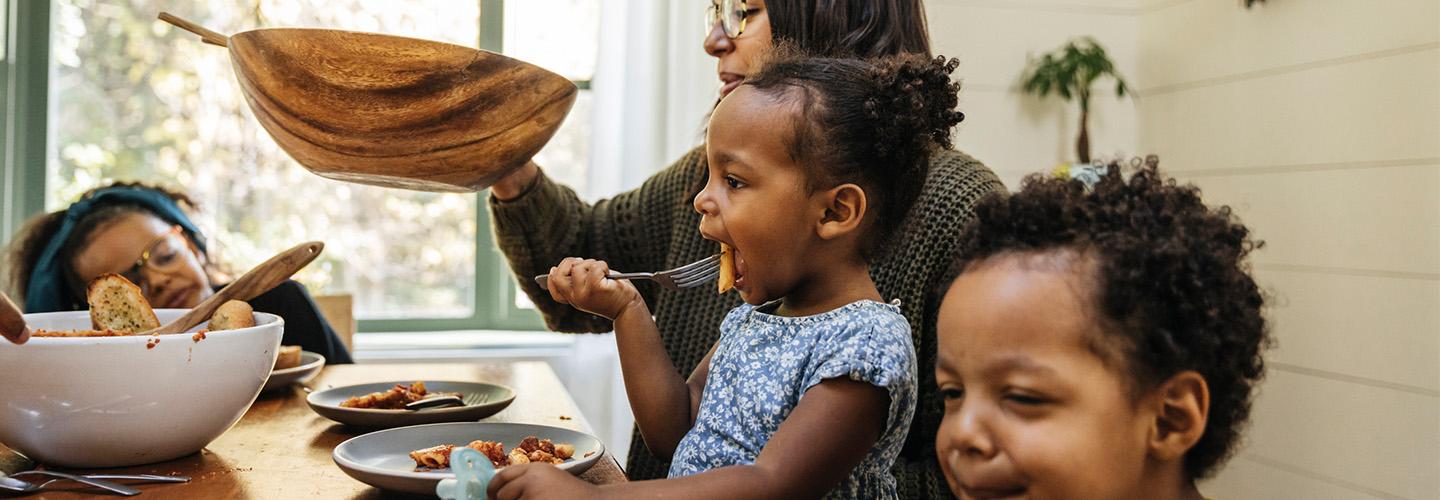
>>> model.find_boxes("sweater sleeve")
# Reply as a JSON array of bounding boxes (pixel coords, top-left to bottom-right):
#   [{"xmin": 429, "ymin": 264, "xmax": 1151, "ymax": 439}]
[{"xmin": 488, "ymin": 147, "xmax": 706, "ymax": 333}]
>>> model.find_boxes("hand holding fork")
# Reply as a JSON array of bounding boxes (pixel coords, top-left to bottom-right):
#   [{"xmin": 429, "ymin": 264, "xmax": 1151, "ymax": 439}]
[{"xmin": 535, "ymin": 255, "xmax": 719, "ymax": 320}]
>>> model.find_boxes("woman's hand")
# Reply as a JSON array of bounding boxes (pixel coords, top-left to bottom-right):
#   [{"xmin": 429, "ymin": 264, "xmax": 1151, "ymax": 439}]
[
  {"xmin": 486, "ymin": 462, "xmax": 601, "ymax": 500},
  {"xmin": 546, "ymin": 258, "xmax": 643, "ymax": 321},
  {"xmin": 490, "ymin": 161, "xmax": 541, "ymax": 201}
]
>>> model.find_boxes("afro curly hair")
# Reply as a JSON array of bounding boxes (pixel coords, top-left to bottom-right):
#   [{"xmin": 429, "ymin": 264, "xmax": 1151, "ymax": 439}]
[
  {"xmin": 947, "ymin": 163, "xmax": 1270, "ymax": 479},
  {"xmin": 742, "ymin": 47, "xmax": 965, "ymax": 259}
]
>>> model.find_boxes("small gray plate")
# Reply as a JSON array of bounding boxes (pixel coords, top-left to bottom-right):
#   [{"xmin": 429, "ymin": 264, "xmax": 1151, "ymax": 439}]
[
  {"xmin": 262, "ymin": 350, "xmax": 326, "ymax": 392},
  {"xmin": 332, "ymin": 422, "xmax": 605, "ymax": 495},
  {"xmin": 307, "ymin": 381, "xmax": 516, "ymax": 429}
]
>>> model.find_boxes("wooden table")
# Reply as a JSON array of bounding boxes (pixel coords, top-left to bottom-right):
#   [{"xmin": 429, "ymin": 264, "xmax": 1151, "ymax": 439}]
[{"xmin": 0, "ymin": 362, "xmax": 627, "ymax": 498}]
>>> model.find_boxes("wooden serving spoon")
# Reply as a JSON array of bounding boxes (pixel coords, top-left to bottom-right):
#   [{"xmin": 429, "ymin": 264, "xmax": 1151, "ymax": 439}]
[
  {"xmin": 0, "ymin": 292, "xmax": 30, "ymax": 344},
  {"xmin": 143, "ymin": 242, "xmax": 324, "ymax": 335},
  {"xmin": 156, "ymin": 12, "xmax": 576, "ymax": 193}
]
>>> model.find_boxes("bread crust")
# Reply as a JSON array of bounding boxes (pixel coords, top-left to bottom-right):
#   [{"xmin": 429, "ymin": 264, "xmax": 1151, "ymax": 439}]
[
  {"xmin": 273, "ymin": 345, "xmax": 303, "ymax": 370},
  {"xmin": 87, "ymin": 273, "xmax": 160, "ymax": 332}
]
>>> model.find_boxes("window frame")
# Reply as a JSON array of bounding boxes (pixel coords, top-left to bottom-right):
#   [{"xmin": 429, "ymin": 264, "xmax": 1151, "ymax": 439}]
[
  {"xmin": 2, "ymin": 0, "xmax": 48, "ymax": 249},
  {"xmin": 2, "ymin": 0, "xmax": 592, "ymax": 333}
]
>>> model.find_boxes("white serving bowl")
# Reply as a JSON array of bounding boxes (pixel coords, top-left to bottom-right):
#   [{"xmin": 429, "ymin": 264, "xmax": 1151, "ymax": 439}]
[{"xmin": 0, "ymin": 309, "xmax": 283, "ymax": 468}]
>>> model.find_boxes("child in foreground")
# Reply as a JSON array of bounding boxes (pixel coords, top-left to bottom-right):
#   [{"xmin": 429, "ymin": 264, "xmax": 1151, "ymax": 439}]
[
  {"xmin": 934, "ymin": 165, "xmax": 1270, "ymax": 500},
  {"xmin": 490, "ymin": 51, "xmax": 966, "ymax": 499}
]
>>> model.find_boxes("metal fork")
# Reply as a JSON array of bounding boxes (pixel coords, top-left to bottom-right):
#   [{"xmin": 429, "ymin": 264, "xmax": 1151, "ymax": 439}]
[
  {"xmin": 0, "ymin": 470, "xmax": 143, "ymax": 496},
  {"xmin": 17, "ymin": 471, "xmax": 191, "ymax": 492},
  {"xmin": 535, "ymin": 254, "xmax": 721, "ymax": 291},
  {"xmin": 405, "ymin": 391, "xmax": 494, "ymax": 411}
]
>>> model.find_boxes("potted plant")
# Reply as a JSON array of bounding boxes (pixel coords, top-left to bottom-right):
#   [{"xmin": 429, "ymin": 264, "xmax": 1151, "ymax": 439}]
[{"xmin": 1021, "ymin": 37, "xmax": 1130, "ymax": 164}]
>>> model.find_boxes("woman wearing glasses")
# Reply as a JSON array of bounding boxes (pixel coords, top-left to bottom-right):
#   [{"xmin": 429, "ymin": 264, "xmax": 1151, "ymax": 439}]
[
  {"xmin": 487, "ymin": 1, "xmax": 1001, "ymax": 497},
  {"xmin": 5, "ymin": 182, "xmax": 353, "ymax": 363}
]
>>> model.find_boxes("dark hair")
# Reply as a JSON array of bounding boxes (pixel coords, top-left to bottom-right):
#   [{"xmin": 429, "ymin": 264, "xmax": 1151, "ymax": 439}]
[
  {"xmin": 742, "ymin": 50, "xmax": 963, "ymax": 258},
  {"xmin": 767, "ymin": 0, "xmax": 933, "ymax": 58},
  {"xmin": 6, "ymin": 181, "xmax": 205, "ymax": 307},
  {"xmin": 688, "ymin": 1, "xmax": 935, "ymax": 195},
  {"xmin": 947, "ymin": 164, "xmax": 1269, "ymax": 479}
]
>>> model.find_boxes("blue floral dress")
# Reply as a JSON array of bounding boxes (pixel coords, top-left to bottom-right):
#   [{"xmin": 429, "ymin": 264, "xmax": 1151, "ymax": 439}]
[{"xmin": 667, "ymin": 299, "xmax": 917, "ymax": 499}]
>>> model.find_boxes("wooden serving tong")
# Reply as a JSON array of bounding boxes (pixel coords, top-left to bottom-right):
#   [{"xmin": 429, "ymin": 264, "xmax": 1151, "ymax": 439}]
[{"xmin": 144, "ymin": 241, "xmax": 324, "ymax": 335}]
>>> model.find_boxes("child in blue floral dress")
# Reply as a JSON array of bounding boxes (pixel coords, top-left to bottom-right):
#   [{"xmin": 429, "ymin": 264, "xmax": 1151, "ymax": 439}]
[{"xmin": 487, "ymin": 52, "xmax": 966, "ymax": 499}]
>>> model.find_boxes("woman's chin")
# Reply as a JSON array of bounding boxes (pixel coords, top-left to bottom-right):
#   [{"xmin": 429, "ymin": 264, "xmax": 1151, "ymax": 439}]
[
  {"xmin": 183, "ymin": 287, "xmax": 213, "ymax": 308},
  {"xmin": 719, "ymin": 79, "xmax": 742, "ymax": 97}
]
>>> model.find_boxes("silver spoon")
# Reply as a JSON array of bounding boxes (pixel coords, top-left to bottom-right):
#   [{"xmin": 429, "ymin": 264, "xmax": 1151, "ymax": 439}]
[{"xmin": 0, "ymin": 470, "xmax": 141, "ymax": 496}]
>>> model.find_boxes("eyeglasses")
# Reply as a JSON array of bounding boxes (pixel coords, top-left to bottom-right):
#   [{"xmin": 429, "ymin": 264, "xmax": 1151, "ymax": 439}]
[
  {"xmin": 705, "ymin": 0, "xmax": 751, "ymax": 39},
  {"xmin": 120, "ymin": 226, "xmax": 189, "ymax": 288}
]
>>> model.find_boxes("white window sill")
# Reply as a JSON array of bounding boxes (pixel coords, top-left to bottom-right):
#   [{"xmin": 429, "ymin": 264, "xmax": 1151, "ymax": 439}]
[{"xmin": 353, "ymin": 330, "xmax": 577, "ymax": 363}]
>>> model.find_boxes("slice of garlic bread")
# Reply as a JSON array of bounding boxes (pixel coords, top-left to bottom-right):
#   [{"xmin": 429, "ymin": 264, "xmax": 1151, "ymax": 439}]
[
  {"xmin": 273, "ymin": 345, "xmax": 302, "ymax": 370},
  {"xmin": 87, "ymin": 273, "xmax": 160, "ymax": 333}
]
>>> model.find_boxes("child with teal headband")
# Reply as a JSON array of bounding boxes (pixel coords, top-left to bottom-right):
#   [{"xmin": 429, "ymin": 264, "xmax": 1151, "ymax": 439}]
[
  {"xmin": 5, "ymin": 182, "xmax": 353, "ymax": 363},
  {"xmin": 20, "ymin": 184, "xmax": 207, "ymax": 313}
]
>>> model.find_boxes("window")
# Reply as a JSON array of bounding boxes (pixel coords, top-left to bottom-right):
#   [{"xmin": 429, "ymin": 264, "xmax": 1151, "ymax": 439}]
[
  {"xmin": 40, "ymin": 0, "xmax": 600, "ymax": 330},
  {"xmin": 1, "ymin": 1, "xmax": 7, "ymax": 57},
  {"xmin": 2, "ymin": 0, "xmax": 49, "ymax": 246}
]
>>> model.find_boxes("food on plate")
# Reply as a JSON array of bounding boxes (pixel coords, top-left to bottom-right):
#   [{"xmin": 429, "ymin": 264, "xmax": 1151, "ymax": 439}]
[
  {"xmin": 273, "ymin": 345, "xmax": 303, "ymax": 370},
  {"xmin": 31, "ymin": 328, "xmax": 132, "ymax": 337},
  {"xmin": 718, "ymin": 242, "xmax": 735, "ymax": 293},
  {"xmin": 339, "ymin": 381, "xmax": 461, "ymax": 409},
  {"xmin": 209, "ymin": 300, "xmax": 255, "ymax": 331},
  {"xmin": 88, "ymin": 273, "xmax": 160, "ymax": 332},
  {"xmin": 409, "ymin": 444, "xmax": 457, "ymax": 469},
  {"xmin": 409, "ymin": 435, "xmax": 575, "ymax": 470}
]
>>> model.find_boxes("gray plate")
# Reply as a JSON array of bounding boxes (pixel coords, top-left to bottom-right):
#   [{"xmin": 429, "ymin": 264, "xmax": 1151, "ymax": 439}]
[
  {"xmin": 332, "ymin": 422, "xmax": 605, "ymax": 495},
  {"xmin": 261, "ymin": 351, "xmax": 326, "ymax": 392},
  {"xmin": 307, "ymin": 381, "xmax": 516, "ymax": 429}
]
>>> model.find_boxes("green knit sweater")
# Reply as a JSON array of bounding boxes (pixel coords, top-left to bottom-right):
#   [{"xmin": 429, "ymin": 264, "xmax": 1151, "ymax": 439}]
[{"xmin": 489, "ymin": 146, "xmax": 1005, "ymax": 499}]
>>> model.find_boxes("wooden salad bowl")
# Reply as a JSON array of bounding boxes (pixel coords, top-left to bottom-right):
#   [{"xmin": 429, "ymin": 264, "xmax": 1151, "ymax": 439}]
[{"xmin": 160, "ymin": 13, "xmax": 576, "ymax": 192}]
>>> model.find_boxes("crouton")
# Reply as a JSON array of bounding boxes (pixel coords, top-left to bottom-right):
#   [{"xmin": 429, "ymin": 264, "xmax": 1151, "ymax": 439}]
[{"xmin": 209, "ymin": 300, "xmax": 255, "ymax": 331}]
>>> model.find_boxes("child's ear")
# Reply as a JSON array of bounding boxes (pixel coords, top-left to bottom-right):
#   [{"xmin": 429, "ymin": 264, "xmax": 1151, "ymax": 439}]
[
  {"xmin": 1147, "ymin": 370, "xmax": 1209, "ymax": 463},
  {"xmin": 815, "ymin": 183, "xmax": 867, "ymax": 240}
]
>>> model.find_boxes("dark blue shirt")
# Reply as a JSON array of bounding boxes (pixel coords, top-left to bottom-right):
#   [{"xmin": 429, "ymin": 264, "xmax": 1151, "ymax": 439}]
[{"xmin": 219, "ymin": 280, "xmax": 353, "ymax": 364}]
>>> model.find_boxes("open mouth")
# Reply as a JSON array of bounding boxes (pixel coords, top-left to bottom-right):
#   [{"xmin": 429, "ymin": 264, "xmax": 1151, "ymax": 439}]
[{"xmin": 718, "ymin": 73, "xmax": 744, "ymax": 97}]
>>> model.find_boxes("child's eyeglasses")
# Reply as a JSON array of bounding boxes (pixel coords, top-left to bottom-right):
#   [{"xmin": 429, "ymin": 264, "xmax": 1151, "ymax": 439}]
[
  {"xmin": 120, "ymin": 226, "xmax": 189, "ymax": 288},
  {"xmin": 705, "ymin": 0, "xmax": 750, "ymax": 39}
]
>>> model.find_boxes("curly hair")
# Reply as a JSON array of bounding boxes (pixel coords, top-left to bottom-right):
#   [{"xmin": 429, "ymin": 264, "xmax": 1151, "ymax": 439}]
[
  {"xmin": 6, "ymin": 181, "xmax": 204, "ymax": 306},
  {"xmin": 949, "ymin": 164, "xmax": 1270, "ymax": 480},
  {"xmin": 742, "ymin": 49, "xmax": 964, "ymax": 258}
]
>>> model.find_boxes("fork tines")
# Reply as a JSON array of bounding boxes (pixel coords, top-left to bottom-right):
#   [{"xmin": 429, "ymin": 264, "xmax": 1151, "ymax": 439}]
[{"xmin": 669, "ymin": 254, "xmax": 721, "ymax": 288}]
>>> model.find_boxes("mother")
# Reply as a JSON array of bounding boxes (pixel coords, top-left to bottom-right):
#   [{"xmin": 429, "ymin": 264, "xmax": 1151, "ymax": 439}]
[{"xmin": 488, "ymin": 1, "xmax": 1003, "ymax": 496}]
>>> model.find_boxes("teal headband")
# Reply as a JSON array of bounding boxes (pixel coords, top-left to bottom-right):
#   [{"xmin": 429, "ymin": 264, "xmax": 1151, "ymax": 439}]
[{"xmin": 25, "ymin": 186, "xmax": 207, "ymax": 313}]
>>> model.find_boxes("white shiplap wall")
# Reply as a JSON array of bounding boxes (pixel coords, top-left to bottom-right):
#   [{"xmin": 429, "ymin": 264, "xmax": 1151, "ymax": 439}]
[
  {"xmin": 1137, "ymin": 1, "xmax": 1440, "ymax": 498},
  {"xmin": 929, "ymin": 0, "xmax": 1440, "ymax": 498},
  {"xmin": 925, "ymin": 0, "xmax": 1140, "ymax": 188}
]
